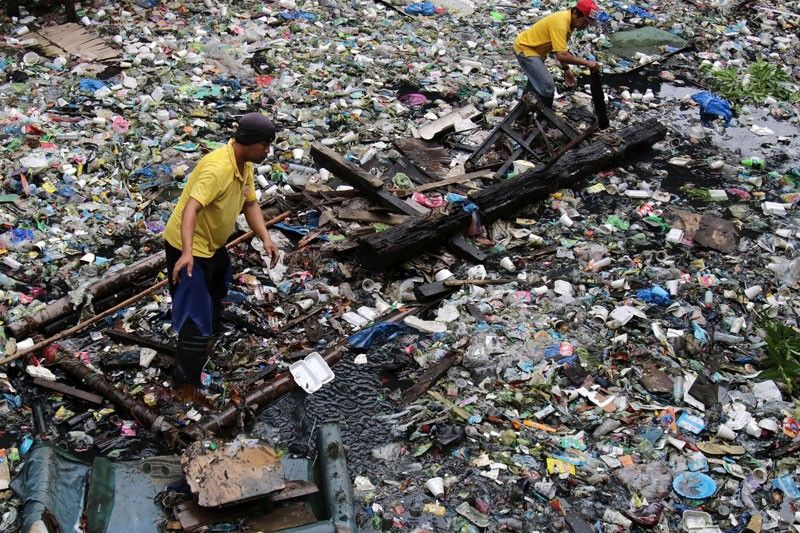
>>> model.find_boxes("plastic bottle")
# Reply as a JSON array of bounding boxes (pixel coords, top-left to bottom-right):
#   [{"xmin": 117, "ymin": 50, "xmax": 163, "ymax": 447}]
[{"xmin": 741, "ymin": 157, "xmax": 765, "ymax": 170}]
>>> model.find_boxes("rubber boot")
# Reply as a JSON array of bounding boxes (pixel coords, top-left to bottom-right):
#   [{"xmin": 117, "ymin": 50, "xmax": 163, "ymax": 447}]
[{"xmin": 173, "ymin": 331, "xmax": 211, "ymax": 387}]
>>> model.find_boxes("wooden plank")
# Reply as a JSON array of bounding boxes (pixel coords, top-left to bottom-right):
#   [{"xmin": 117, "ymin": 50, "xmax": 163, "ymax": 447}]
[
  {"xmin": 410, "ymin": 170, "xmax": 492, "ymax": 194},
  {"xmin": 337, "ymin": 208, "xmax": 411, "ymax": 225},
  {"xmin": 267, "ymin": 480, "xmax": 319, "ymax": 502},
  {"xmin": 400, "ymin": 351, "xmax": 461, "ymax": 407},
  {"xmin": 32, "ymin": 377, "xmax": 104, "ymax": 405},
  {"xmin": 590, "ymin": 71, "xmax": 609, "ymax": 129},
  {"xmin": 311, "ymin": 143, "xmax": 384, "ymax": 189}
]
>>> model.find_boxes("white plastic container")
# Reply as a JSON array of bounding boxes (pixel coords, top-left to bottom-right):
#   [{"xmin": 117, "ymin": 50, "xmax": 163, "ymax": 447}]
[{"xmin": 290, "ymin": 352, "xmax": 335, "ymax": 393}]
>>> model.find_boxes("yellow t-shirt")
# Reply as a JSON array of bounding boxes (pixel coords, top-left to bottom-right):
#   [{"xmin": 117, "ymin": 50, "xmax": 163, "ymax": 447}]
[
  {"xmin": 514, "ymin": 10, "xmax": 573, "ymax": 58},
  {"xmin": 164, "ymin": 140, "xmax": 257, "ymax": 258}
]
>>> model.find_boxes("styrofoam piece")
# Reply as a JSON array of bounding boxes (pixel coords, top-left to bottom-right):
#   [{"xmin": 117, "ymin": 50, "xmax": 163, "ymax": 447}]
[
  {"xmin": 708, "ymin": 189, "xmax": 728, "ymax": 201},
  {"xmin": 404, "ymin": 315, "xmax": 447, "ymax": 334},
  {"xmin": 290, "ymin": 351, "xmax": 334, "ymax": 394},
  {"xmin": 666, "ymin": 228, "xmax": 685, "ymax": 243}
]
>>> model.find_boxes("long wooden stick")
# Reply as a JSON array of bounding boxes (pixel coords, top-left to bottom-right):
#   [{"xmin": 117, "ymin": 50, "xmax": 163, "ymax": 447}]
[{"xmin": 0, "ymin": 211, "xmax": 291, "ymax": 366}]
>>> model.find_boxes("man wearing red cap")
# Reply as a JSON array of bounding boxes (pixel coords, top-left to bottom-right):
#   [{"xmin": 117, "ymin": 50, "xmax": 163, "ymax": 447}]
[{"xmin": 514, "ymin": 0, "xmax": 601, "ymax": 107}]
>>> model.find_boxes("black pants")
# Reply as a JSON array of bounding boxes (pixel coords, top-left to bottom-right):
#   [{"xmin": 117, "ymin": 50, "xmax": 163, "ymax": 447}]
[{"xmin": 164, "ymin": 241, "xmax": 231, "ymax": 385}]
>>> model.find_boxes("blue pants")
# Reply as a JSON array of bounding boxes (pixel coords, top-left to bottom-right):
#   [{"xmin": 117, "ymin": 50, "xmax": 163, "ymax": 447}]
[
  {"xmin": 516, "ymin": 53, "xmax": 554, "ymax": 107},
  {"xmin": 165, "ymin": 241, "xmax": 231, "ymax": 385}
]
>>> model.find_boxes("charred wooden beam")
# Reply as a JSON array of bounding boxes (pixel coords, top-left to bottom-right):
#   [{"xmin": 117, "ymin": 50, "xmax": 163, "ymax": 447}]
[
  {"xmin": 7, "ymin": 252, "xmax": 166, "ymax": 340},
  {"xmin": 356, "ymin": 120, "xmax": 666, "ymax": 270},
  {"xmin": 32, "ymin": 377, "xmax": 104, "ymax": 405},
  {"xmin": 58, "ymin": 358, "xmax": 197, "ymax": 448}
]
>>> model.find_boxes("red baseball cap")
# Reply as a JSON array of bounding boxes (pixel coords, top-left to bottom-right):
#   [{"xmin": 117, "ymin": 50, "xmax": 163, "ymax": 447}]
[{"xmin": 575, "ymin": 0, "xmax": 600, "ymax": 20}]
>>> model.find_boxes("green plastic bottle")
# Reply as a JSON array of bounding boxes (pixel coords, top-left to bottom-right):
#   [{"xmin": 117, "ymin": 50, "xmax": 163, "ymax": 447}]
[{"xmin": 741, "ymin": 157, "xmax": 765, "ymax": 170}]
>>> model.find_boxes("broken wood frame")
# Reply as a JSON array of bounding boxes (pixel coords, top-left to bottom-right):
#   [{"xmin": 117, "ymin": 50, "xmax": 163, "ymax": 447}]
[
  {"xmin": 463, "ymin": 93, "xmax": 579, "ymax": 179},
  {"xmin": 356, "ymin": 119, "xmax": 667, "ymax": 269},
  {"xmin": 310, "ymin": 143, "xmax": 487, "ymax": 264}
]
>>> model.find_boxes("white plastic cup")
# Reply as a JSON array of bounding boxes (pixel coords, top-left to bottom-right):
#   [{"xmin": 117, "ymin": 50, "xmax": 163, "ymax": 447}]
[
  {"xmin": 590, "ymin": 306, "xmax": 609, "ymax": 323},
  {"xmin": 745, "ymin": 419, "xmax": 762, "ymax": 438},
  {"xmin": 500, "ymin": 257, "xmax": 516, "ymax": 272},
  {"xmin": 717, "ymin": 424, "xmax": 736, "ymax": 440},
  {"xmin": 559, "ymin": 213, "xmax": 574, "ymax": 227},
  {"xmin": 292, "ymin": 148, "xmax": 304, "ymax": 161},
  {"xmin": 23, "ymin": 52, "xmax": 40, "ymax": 65},
  {"xmin": 610, "ymin": 278, "xmax": 626, "ymax": 289},
  {"xmin": 425, "ymin": 477, "xmax": 445, "ymax": 498}
]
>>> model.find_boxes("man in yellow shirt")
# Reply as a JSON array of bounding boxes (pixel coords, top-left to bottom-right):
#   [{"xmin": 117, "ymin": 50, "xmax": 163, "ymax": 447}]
[
  {"xmin": 164, "ymin": 112, "xmax": 280, "ymax": 391},
  {"xmin": 514, "ymin": 0, "xmax": 601, "ymax": 107}
]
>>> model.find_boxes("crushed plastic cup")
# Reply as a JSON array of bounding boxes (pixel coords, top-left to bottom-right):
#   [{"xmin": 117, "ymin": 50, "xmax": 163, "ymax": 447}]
[{"xmin": 22, "ymin": 51, "xmax": 40, "ymax": 65}]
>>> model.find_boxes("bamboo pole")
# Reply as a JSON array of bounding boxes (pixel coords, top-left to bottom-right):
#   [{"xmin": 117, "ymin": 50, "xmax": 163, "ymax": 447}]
[{"xmin": 0, "ymin": 211, "xmax": 291, "ymax": 367}]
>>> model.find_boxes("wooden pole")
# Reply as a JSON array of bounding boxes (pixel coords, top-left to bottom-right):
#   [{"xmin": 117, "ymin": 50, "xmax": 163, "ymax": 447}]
[
  {"xmin": 590, "ymin": 71, "xmax": 609, "ymax": 130},
  {"xmin": 0, "ymin": 211, "xmax": 291, "ymax": 367}
]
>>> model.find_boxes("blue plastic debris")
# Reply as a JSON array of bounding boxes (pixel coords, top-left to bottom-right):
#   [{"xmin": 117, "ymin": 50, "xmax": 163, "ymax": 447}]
[
  {"xmin": 78, "ymin": 79, "xmax": 106, "ymax": 92},
  {"xmin": 405, "ymin": 2, "xmax": 436, "ymax": 15},
  {"xmin": 348, "ymin": 322, "xmax": 408, "ymax": 350},
  {"xmin": 691, "ymin": 91, "xmax": 733, "ymax": 126},
  {"xmin": 673, "ymin": 472, "xmax": 717, "ymax": 499},
  {"xmin": 773, "ymin": 476, "xmax": 800, "ymax": 501},
  {"xmin": 280, "ymin": 10, "xmax": 317, "ymax": 21},
  {"xmin": 636, "ymin": 286, "xmax": 671, "ymax": 306}
]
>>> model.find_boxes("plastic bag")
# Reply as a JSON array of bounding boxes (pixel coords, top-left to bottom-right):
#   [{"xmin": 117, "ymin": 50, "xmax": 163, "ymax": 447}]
[
  {"xmin": 405, "ymin": 2, "xmax": 436, "ymax": 15},
  {"xmin": 636, "ymin": 286, "xmax": 671, "ymax": 306},
  {"xmin": 691, "ymin": 91, "xmax": 733, "ymax": 126},
  {"xmin": 348, "ymin": 322, "xmax": 408, "ymax": 350}
]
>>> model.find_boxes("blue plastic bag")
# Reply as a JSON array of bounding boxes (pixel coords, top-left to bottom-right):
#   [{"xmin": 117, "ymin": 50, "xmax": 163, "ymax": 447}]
[
  {"xmin": 79, "ymin": 79, "xmax": 106, "ymax": 92},
  {"xmin": 280, "ymin": 10, "xmax": 317, "ymax": 21},
  {"xmin": 405, "ymin": 2, "xmax": 436, "ymax": 15},
  {"xmin": 691, "ymin": 91, "xmax": 733, "ymax": 126},
  {"xmin": 636, "ymin": 286, "xmax": 671, "ymax": 306},
  {"xmin": 348, "ymin": 322, "xmax": 408, "ymax": 350}
]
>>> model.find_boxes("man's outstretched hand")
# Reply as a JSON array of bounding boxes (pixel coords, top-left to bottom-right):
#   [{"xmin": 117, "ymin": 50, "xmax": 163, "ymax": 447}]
[
  {"xmin": 564, "ymin": 69, "xmax": 577, "ymax": 88},
  {"xmin": 262, "ymin": 237, "xmax": 279, "ymax": 268}
]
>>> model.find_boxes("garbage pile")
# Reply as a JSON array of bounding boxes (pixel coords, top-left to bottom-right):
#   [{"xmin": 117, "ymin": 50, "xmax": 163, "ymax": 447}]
[{"xmin": 1, "ymin": 0, "xmax": 799, "ymax": 531}]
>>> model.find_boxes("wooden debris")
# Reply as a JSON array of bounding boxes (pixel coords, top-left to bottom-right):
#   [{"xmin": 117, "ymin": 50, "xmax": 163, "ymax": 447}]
[
  {"xmin": 103, "ymin": 328, "xmax": 177, "ymax": 357},
  {"xmin": 32, "ymin": 377, "xmax": 104, "ymax": 405},
  {"xmin": 181, "ymin": 440, "xmax": 285, "ymax": 507},
  {"xmin": 400, "ymin": 351, "xmax": 461, "ymax": 407},
  {"xmin": 357, "ymin": 120, "xmax": 667, "ymax": 269},
  {"xmin": 310, "ymin": 143, "xmax": 486, "ymax": 264},
  {"xmin": 409, "ymin": 170, "xmax": 493, "ymax": 194},
  {"xmin": 23, "ymin": 23, "xmax": 119, "ymax": 72},
  {"xmin": 590, "ymin": 71, "xmax": 610, "ymax": 129}
]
